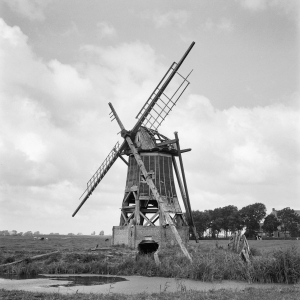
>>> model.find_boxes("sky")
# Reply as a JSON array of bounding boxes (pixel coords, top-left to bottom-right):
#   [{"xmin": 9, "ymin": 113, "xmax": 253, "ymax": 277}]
[{"xmin": 0, "ymin": 0, "xmax": 299, "ymax": 235}]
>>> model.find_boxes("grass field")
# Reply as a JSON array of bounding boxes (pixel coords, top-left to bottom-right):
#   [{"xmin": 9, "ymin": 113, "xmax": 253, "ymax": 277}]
[
  {"xmin": 1, "ymin": 235, "xmax": 299, "ymax": 254},
  {"xmin": 0, "ymin": 235, "xmax": 112, "ymax": 253},
  {"xmin": 1, "ymin": 286, "xmax": 300, "ymax": 300},
  {"xmin": 1, "ymin": 236, "xmax": 300, "ymax": 285}
]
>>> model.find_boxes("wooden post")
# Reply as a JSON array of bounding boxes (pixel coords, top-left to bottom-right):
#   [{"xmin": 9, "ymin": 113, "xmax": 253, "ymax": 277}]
[
  {"xmin": 174, "ymin": 132, "xmax": 198, "ymax": 243},
  {"xmin": 133, "ymin": 191, "xmax": 140, "ymax": 225},
  {"xmin": 172, "ymin": 156, "xmax": 190, "ymax": 223}
]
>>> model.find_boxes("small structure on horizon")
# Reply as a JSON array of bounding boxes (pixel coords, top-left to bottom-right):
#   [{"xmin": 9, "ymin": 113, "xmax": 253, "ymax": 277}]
[{"xmin": 99, "ymin": 230, "xmax": 104, "ymax": 236}]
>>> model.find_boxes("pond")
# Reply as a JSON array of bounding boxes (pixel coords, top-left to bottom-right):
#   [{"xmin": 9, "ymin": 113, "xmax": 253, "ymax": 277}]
[
  {"xmin": 0, "ymin": 274, "xmax": 127, "ymax": 287},
  {"xmin": 0, "ymin": 274, "xmax": 296, "ymax": 294}
]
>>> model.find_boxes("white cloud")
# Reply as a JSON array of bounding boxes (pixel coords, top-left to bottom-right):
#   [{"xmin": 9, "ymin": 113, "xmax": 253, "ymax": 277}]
[
  {"xmin": 239, "ymin": 0, "xmax": 267, "ymax": 11},
  {"xmin": 238, "ymin": 0, "xmax": 299, "ymax": 16},
  {"xmin": 151, "ymin": 10, "xmax": 189, "ymax": 28},
  {"xmin": 97, "ymin": 22, "xmax": 117, "ymax": 39},
  {"xmin": 204, "ymin": 18, "xmax": 234, "ymax": 32},
  {"xmin": 3, "ymin": 0, "xmax": 52, "ymax": 21},
  {"xmin": 0, "ymin": 18, "xmax": 166, "ymax": 234},
  {"xmin": 0, "ymin": 17, "xmax": 299, "ymax": 235},
  {"xmin": 161, "ymin": 95, "xmax": 300, "ymax": 211}
]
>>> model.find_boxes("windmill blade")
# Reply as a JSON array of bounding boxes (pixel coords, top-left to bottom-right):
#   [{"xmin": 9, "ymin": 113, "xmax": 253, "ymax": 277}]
[
  {"xmin": 131, "ymin": 41, "xmax": 195, "ymax": 134},
  {"xmin": 72, "ymin": 140, "xmax": 126, "ymax": 217}
]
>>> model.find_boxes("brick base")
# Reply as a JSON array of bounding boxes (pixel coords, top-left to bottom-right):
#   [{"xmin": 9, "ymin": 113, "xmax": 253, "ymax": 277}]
[{"xmin": 112, "ymin": 225, "xmax": 189, "ymax": 249}]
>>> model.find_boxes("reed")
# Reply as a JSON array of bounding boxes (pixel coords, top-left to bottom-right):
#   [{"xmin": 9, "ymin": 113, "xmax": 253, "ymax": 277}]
[{"xmin": 1, "ymin": 245, "xmax": 300, "ymax": 284}]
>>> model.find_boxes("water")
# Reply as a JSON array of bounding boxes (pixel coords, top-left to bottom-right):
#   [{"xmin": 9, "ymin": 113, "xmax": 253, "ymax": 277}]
[{"xmin": 0, "ymin": 274, "xmax": 127, "ymax": 287}]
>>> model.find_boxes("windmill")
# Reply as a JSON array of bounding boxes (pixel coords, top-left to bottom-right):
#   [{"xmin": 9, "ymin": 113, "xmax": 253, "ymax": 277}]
[{"xmin": 72, "ymin": 42, "xmax": 198, "ymax": 261}]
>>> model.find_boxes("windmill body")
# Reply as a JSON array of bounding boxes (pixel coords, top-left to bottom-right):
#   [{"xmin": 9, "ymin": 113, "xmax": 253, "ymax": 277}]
[
  {"xmin": 116, "ymin": 126, "xmax": 190, "ymax": 249},
  {"xmin": 73, "ymin": 42, "xmax": 198, "ymax": 258},
  {"xmin": 122, "ymin": 127, "xmax": 184, "ymax": 226}
]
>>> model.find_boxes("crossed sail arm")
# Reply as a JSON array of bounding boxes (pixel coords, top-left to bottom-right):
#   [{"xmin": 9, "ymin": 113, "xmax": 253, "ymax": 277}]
[
  {"xmin": 135, "ymin": 63, "xmax": 192, "ymax": 131},
  {"xmin": 132, "ymin": 42, "xmax": 195, "ymax": 134},
  {"xmin": 72, "ymin": 140, "xmax": 126, "ymax": 217}
]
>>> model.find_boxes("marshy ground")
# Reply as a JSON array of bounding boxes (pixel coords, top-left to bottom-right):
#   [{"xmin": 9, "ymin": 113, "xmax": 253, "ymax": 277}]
[{"xmin": 0, "ymin": 236, "xmax": 300, "ymax": 299}]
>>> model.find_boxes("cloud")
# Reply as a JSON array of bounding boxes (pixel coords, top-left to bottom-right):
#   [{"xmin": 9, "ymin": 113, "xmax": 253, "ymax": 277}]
[
  {"xmin": 96, "ymin": 22, "xmax": 117, "ymax": 39},
  {"xmin": 0, "ymin": 18, "xmax": 166, "ymax": 234},
  {"xmin": 204, "ymin": 18, "xmax": 234, "ymax": 32},
  {"xmin": 239, "ymin": 0, "xmax": 267, "ymax": 11},
  {"xmin": 3, "ymin": 0, "xmax": 52, "ymax": 21},
  {"xmin": 0, "ymin": 17, "xmax": 299, "ymax": 235},
  {"xmin": 238, "ymin": 0, "xmax": 299, "ymax": 16},
  {"xmin": 149, "ymin": 10, "xmax": 189, "ymax": 28},
  {"xmin": 161, "ymin": 94, "xmax": 300, "ymax": 211}
]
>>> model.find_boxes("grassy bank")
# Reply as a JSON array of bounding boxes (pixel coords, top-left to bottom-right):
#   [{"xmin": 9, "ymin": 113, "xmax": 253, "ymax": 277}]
[
  {"xmin": 1, "ymin": 241, "xmax": 300, "ymax": 284},
  {"xmin": 1, "ymin": 287, "xmax": 300, "ymax": 300}
]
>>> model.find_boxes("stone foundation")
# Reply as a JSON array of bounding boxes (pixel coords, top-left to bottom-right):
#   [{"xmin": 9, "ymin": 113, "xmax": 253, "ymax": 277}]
[{"xmin": 112, "ymin": 225, "xmax": 189, "ymax": 249}]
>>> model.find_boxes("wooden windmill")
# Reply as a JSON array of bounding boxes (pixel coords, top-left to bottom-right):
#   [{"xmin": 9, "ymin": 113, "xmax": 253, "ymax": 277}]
[{"xmin": 73, "ymin": 42, "xmax": 198, "ymax": 261}]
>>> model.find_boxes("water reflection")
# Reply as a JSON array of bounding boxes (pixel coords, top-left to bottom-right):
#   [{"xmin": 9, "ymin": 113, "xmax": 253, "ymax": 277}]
[{"xmin": 0, "ymin": 274, "xmax": 127, "ymax": 286}]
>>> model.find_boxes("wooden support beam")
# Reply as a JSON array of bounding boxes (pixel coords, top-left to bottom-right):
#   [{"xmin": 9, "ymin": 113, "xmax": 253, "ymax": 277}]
[
  {"xmin": 124, "ymin": 212, "xmax": 134, "ymax": 226},
  {"xmin": 118, "ymin": 154, "xmax": 128, "ymax": 165},
  {"xmin": 120, "ymin": 211, "xmax": 127, "ymax": 222},
  {"xmin": 174, "ymin": 132, "xmax": 198, "ymax": 243},
  {"xmin": 122, "ymin": 191, "xmax": 133, "ymax": 204},
  {"xmin": 139, "ymin": 211, "xmax": 155, "ymax": 226},
  {"xmin": 134, "ymin": 191, "xmax": 140, "ymax": 225},
  {"xmin": 140, "ymin": 208, "xmax": 159, "ymax": 213},
  {"xmin": 0, "ymin": 251, "xmax": 60, "ymax": 268},
  {"xmin": 172, "ymin": 156, "xmax": 190, "ymax": 221},
  {"xmin": 156, "ymin": 139, "xmax": 178, "ymax": 147},
  {"xmin": 146, "ymin": 211, "xmax": 160, "ymax": 226},
  {"xmin": 180, "ymin": 148, "xmax": 192, "ymax": 154}
]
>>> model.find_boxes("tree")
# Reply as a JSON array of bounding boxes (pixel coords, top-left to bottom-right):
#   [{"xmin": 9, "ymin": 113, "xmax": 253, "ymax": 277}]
[
  {"xmin": 220, "ymin": 205, "xmax": 238, "ymax": 237},
  {"xmin": 262, "ymin": 214, "xmax": 281, "ymax": 235},
  {"xmin": 239, "ymin": 203, "xmax": 266, "ymax": 238},
  {"xmin": 228, "ymin": 211, "xmax": 245, "ymax": 233},
  {"xmin": 192, "ymin": 210, "xmax": 211, "ymax": 237},
  {"xmin": 277, "ymin": 207, "xmax": 300, "ymax": 237}
]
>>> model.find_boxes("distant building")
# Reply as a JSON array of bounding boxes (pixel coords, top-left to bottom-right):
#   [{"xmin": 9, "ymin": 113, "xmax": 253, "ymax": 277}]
[
  {"xmin": 91, "ymin": 231, "xmax": 95, "ymax": 235},
  {"xmin": 99, "ymin": 230, "xmax": 104, "ymax": 236},
  {"xmin": 270, "ymin": 208, "xmax": 300, "ymax": 238}
]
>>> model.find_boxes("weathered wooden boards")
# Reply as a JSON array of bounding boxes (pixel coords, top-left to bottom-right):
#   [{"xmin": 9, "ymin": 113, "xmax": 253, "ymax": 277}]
[{"xmin": 228, "ymin": 231, "xmax": 250, "ymax": 263}]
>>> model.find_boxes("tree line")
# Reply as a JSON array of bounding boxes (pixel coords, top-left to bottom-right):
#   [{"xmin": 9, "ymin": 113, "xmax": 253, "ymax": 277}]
[{"xmin": 191, "ymin": 203, "xmax": 300, "ymax": 238}]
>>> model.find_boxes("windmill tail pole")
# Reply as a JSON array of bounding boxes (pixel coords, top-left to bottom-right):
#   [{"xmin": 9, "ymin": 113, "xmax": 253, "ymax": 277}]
[{"xmin": 174, "ymin": 131, "xmax": 198, "ymax": 243}]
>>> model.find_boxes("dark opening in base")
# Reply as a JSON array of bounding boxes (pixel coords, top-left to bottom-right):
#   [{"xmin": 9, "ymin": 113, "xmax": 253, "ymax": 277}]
[{"xmin": 138, "ymin": 240, "xmax": 159, "ymax": 254}]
